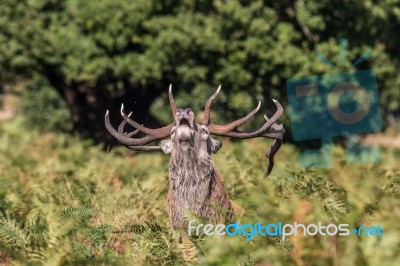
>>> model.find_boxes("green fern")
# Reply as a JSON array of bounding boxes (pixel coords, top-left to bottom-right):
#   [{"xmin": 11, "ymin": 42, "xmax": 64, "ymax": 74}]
[
  {"xmin": 0, "ymin": 211, "xmax": 29, "ymax": 249},
  {"xmin": 61, "ymin": 206, "xmax": 95, "ymax": 221}
]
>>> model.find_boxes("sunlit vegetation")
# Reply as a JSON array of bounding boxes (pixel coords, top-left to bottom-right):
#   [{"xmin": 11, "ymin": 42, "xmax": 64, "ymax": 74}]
[{"xmin": 0, "ymin": 115, "xmax": 399, "ymax": 265}]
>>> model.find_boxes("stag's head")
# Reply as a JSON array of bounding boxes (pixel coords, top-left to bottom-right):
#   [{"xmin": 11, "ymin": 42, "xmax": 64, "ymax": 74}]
[
  {"xmin": 105, "ymin": 85, "xmax": 285, "ymax": 175},
  {"xmin": 173, "ymin": 108, "xmax": 196, "ymax": 142},
  {"xmin": 161, "ymin": 107, "xmax": 222, "ymax": 156}
]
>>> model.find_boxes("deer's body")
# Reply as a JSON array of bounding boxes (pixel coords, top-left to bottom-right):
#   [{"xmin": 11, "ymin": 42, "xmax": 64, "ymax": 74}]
[
  {"xmin": 166, "ymin": 124, "xmax": 233, "ymax": 227},
  {"xmin": 105, "ymin": 85, "xmax": 285, "ymax": 229}
]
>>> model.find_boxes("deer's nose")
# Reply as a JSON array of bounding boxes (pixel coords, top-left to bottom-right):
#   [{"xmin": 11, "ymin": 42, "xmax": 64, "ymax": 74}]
[{"xmin": 176, "ymin": 108, "xmax": 192, "ymax": 118}]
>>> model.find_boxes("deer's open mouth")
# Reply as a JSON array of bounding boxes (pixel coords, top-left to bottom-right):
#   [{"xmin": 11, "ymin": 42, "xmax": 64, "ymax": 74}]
[
  {"xmin": 179, "ymin": 118, "xmax": 191, "ymax": 128},
  {"xmin": 175, "ymin": 117, "xmax": 194, "ymax": 141}
]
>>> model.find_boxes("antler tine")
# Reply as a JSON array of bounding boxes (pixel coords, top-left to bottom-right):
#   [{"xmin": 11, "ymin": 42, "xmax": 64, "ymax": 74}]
[
  {"xmin": 117, "ymin": 114, "xmax": 128, "ymax": 134},
  {"xmin": 169, "ymin": 84, "xmax": 178, "ymax": 117},
  {"xmin": 262, "ymin": 115, "xmax": 285, "ymax": 176},
  {"xmin": 260, "ymin": 114, "xmax": 286, "ymax": 139},
  {"xmin": 265, "ymin": 139, "xmax": 283, "ymax": 176},
  {"xmin": 118, "ymin": 121, "xmax": 140, "ymax": 137},
  {"xmin": 106, "ymin": 85, "xmax": 177, "ymax": 150},
  {"xmin": 105, "ymin": 110, "xmax": 157, "ymax": 146},
  {"xmin": 209, "ymin": 99, "xmax": 283, "ymax": 138},
  {"xmin": 203, "ymin": 85, "xmax": 221, "ymax": 125},
  {"xmin": 125, "ymin": 129, "xmax": 140, "ymax": 138},
  {"xmin": 117, "ymin": 111, "xmax": 140, "ymax": 137},
  {"xmin": 208, "ymin": 101, "xmax": 261, "ymax": 133},
  {"xmin": 207, "ymin": 99, "xmax": 285, "ymax": 176},
  {"xmin": 120, "ymin": 104, "xmax": 172, "ymax": 138}
]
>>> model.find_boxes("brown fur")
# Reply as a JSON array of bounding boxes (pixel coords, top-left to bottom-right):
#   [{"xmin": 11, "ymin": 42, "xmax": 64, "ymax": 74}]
[{"xmin": 160, "ymin": 117, "xmax": 234, "ymax": 228}]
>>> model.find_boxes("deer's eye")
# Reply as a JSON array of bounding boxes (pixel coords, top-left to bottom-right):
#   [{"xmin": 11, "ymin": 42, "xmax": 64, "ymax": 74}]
[{"xmin": 201, "ymin": 126, "xmax": 209, "ymax": 136}]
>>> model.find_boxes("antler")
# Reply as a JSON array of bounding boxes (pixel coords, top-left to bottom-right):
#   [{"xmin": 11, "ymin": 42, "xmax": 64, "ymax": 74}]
[
  {"xmin": 105, "ymin": 85, "xmax": 177, "ymax": 151},
  {"xmin": 203, "ymin": 86, "xmax": 285, "ymax": 176}
]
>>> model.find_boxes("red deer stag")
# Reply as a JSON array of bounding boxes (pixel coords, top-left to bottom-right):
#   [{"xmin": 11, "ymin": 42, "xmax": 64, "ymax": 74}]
[{"xmin": 105, "ymin": 86, "xmax": 285, "ymax": 228}]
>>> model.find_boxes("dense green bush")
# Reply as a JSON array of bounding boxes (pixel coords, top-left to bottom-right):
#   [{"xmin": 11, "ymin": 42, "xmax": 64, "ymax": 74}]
[
  {"xmin": 21, "ymin": 77, "xmax": 72, "ymax": 132},
  {"xmin": 0, "ymin": 0, "xmax": 399, "ymax": 140}
]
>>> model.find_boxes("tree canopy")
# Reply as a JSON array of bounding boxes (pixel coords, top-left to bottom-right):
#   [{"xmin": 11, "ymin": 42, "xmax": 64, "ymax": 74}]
[{"xmin": 0, "ymin": 0, "xmax": 399, "ymax": 142}]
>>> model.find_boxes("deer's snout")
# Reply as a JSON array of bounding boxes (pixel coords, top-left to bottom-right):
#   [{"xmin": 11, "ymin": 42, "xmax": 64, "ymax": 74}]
[
  {"xmin": 175, "ymin": 108, "xmax": 194, "ymax": 128},
  {"xmin": 174, "ymin": 108, "xmax": 195, "ymax": 141}
]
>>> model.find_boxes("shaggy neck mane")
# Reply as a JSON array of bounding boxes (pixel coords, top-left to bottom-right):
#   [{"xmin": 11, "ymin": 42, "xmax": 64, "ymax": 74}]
[
  {"xmin": 169, "ymin": 141, "xmax": 218, "ymax": 209},
  {"xmin": 170, "ymin": 142, "xmax": 214, "ymax": 182}
]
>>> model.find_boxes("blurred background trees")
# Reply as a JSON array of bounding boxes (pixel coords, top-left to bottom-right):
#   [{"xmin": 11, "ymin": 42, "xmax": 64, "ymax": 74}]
[{"xmin": 0, "ymin": 0, "xmax": 399, "ymax": 143}]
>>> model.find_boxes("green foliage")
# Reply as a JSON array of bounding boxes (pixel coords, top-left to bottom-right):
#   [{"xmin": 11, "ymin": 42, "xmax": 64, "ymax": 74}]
[
  {"xmin": 21, "ymin": 77, "xmax": 72, "ymax": 133},
  {"xmin": 0, "ymin": 1, "xmax": 399, "ymax": 264},
  {"xmin": 61, "ymin": 206, "xmax": 95, "ymax": 221},
  {"xmin": 0, "ymin": 112, "xmax": 399, "ymax": 265},
  {"xmin": 0, "ymin": 0, "xmax": 399, "ymax": 133},
  {"xmin": 0, "ymin": 211, "xmax": 29, "ymax": 249}
]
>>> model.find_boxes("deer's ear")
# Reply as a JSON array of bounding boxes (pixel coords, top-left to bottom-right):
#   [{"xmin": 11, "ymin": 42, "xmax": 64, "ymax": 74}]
[
  {"xmin": 160, "ymin": 139, "xmax": 172, "ymax": 154},
  {"xmin": 209, "ymin": 138, "xmax": 222, "ymax": 154}
]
